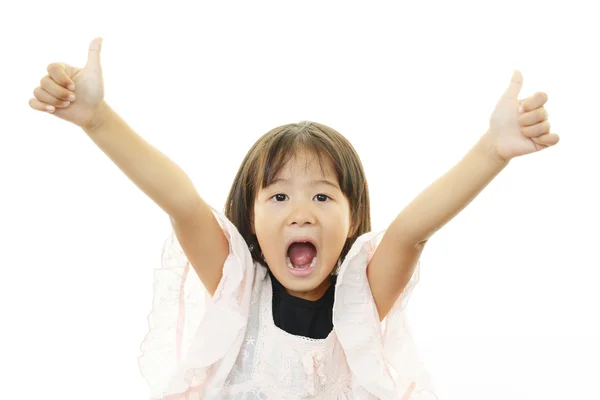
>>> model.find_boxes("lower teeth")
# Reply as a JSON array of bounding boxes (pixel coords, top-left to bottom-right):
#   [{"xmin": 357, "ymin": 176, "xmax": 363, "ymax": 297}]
[{"xmin": 286, "ymin": 256, "xmax": 317, "ymax": 270}]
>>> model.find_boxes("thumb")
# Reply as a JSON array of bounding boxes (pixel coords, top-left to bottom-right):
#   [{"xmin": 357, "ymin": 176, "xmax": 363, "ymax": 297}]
[
  {"xmin": 85, "ymin": 37, "xmax": 103, "ymax": 70},
  {"xmin": 503, "ymin": 70, "xmax": 523, "ymax": 99}
]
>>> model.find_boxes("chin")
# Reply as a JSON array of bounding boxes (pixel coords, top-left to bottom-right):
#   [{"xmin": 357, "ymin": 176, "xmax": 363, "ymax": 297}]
[{"xmin": 280, "ymin": 274, "xmax": 322, "ymax": 290}]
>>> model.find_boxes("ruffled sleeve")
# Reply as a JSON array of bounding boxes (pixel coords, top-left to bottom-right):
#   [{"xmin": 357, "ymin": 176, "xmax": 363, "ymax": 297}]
[
  {"xmin": 333, "ymin": 230, "xmax": 438, "ymax": 400},
  {"xmin": 137, "ymin": 207, "xmax": 259, "ymax": 399}
]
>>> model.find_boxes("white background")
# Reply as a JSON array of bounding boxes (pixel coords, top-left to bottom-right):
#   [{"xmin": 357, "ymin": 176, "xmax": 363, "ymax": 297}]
[{"xmin": 1, "ymin": 1, "xmax": 598, "ymax": 399}]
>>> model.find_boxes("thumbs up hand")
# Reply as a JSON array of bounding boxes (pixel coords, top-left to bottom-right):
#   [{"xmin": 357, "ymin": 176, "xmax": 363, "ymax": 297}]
[
  {"xmin": 485, "ymin": 70, "xmax": 560, "ymax": 161},
  {"xmin": 29, "ymin": 37, "xmax": 108, "ymax": 131}
]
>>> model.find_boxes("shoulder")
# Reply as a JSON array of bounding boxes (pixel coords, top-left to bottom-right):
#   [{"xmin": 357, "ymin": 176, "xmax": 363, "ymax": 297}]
[{"xmin": 332, "ymin": 231, "xmax": 433, "ymax": 399}]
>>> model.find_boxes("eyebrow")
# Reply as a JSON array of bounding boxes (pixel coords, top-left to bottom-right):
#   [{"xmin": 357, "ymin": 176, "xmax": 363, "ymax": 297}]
[{"xmin": 269, "ymin": 178, "xmax": 340, "ymax": 190}]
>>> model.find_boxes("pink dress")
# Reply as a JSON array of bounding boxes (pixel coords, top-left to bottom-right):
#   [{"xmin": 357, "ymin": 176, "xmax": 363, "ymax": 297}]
[{"xmin": 138, "ymin": 208, "xmax": 437, "ymax": 399}]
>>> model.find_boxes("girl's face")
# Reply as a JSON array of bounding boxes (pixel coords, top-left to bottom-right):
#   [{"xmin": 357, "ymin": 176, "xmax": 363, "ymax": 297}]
[{"xmin": 253, "ymin": 149, "xmax": 354, "ymax": 301}]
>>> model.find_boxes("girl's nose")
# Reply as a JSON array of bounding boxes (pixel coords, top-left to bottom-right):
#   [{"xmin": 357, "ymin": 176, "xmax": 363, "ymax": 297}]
[{"xmin": 287, "ymin": 205, "xmax": 316, "ymax": 226}]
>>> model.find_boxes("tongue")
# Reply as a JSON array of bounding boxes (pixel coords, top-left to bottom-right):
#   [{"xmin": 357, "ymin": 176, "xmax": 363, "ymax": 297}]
[{"xmin": 288, "ymin": 242, "xmax": 317, "ymax": 266}]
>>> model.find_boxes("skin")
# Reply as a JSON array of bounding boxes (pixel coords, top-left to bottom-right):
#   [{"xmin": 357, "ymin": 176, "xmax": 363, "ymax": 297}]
[
  {"xmin": 366, "ymin": 72, "xmax": 560, "ymax": 320},
  {"xmin": 252, "ymin": 149, "xmax": 355, "ymax": 301}
]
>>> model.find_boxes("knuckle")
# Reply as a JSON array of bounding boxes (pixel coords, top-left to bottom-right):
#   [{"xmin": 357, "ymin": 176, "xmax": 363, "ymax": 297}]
[
  {"xmin": 47, "ymin": 63, "xmax": 59, "ymax": 74},
  {"xmin": 30, "ymin": 99, "xmax": 41, "ymax": 111},
  {"xmin": 52, "ymin": 97, "xmax": 66, "ymax": 106},
  {"xmin": 57, "ymin": 77, "xmax": 68, "ymax": 88},
  {"xmin": 59, "ymin": 79, "xmax": 71, "ymax": 90},
  {"xmin": 524, "ymin": 123, "xmax": 544, "ymax": 137},
  {"xmin": 536, "ymin": 125, "xmax": 544, "ymax": 136},
  {"xmin": 46, "ymin": 63, "xmax": 69, "ymax": 87},
  {"xmin": 40, "ymin": 75, "xmax": 50, "ymax": 88},
  {"xmin": 38, "ymin": 76, "xmax": 70, "ymax": 100},
  {"xmin": 531, "ymin": 125, "xmax": 541, "ymax": 136},
  {"xmin": 535, "ymin": 122, "xmax": 549, "ymax": 135},
  {"xmin": 55, "ymin": 86, "xmax": 70, "ymax": 99},
  {"xmin": 30, "ymin": 98, "xmax": 44, "ymax": 111}
]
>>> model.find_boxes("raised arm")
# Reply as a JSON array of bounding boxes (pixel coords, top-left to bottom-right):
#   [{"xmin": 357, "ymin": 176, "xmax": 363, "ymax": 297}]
[
  {"xmin": 367, "ymin": 72, "xmax": 560, "ymax": 320},
  {"xmin": 85, "ymin": 103, "xmax": 229, "ymax": 294},
  {"xmin": 29, "ymin": 38, "xmax": 229, "ymax": 295},
  {"xmin": 84, "ymin": 102, "xmax": 203, "ymax": 220}
]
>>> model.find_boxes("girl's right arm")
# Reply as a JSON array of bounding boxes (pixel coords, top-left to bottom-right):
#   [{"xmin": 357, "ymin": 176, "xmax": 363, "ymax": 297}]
[
  {"xmin": 29, "ymin": 38, "xmax": 228, "ymax": 295},
  {"xmin": 86, "ymin": 103, "xmax": 229, "ymax": 295}
]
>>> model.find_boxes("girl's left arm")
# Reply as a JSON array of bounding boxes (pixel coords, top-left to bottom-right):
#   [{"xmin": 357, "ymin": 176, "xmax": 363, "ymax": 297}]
[
  {"xmin": 368, "ymin": 71, "xmax": 560, "ymax": 320},
  {"xmin": 367, "ymin": 135, "xmax": 507, "ymax": 320}
]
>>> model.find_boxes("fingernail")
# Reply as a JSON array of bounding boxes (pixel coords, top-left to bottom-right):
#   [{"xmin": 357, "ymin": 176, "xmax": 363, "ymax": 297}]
[
  {"xmin": 518, "ymin": 106, "xmax": 524, "ymax": 113},
  {"xmin": 46, "ymin": 105, "xmax": 55, "ymax": 112},
  {"xmin": 62, "ymin": 101, "xmax": 70, "ymax": 106},
  {"xmin": 68, "ymin": 84, "xmax": 75, "ymax": 91},
  {"xmin": 68, "ymin": 94, "xmax": 76, "ymax": 101}
]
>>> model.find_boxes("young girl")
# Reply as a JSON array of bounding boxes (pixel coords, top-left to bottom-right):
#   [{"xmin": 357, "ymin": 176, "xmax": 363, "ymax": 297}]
[{"xmin": 29, "ymin": 38, "xmax": 560, "ymax": 400}]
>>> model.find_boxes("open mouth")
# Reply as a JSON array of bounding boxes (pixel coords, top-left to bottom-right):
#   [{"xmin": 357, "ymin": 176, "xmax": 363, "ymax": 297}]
[{"xmin": 285, "ymin": 239, "xmax": 318, "ymax": 275}]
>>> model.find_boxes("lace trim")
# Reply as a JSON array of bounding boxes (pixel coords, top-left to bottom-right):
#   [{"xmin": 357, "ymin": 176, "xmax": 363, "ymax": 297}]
[
  {"xmin": 252, "ymin": 273, "xmax": 352, "ymax": 397},
  {"xmin": 138, "ymin": 207, "xmax": 258, "ymax": 398}
]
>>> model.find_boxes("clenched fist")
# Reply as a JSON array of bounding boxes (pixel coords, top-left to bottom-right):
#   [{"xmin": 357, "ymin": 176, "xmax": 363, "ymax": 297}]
[{"xmin": 29, "ymin": 37, "xmax": 107, "ymax": 131}]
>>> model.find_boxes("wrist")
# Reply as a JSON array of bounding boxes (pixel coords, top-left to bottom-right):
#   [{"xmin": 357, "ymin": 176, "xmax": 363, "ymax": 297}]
[
  {"xmin": 83, "ymin": 101, "xmax": 112, "ymax": 134},
  {"xmin": 478, "ymin": 131, "xmax": 512, "ymax": 165}
]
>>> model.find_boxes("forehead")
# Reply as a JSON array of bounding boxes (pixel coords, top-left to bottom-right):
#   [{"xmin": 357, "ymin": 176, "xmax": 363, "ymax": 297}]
[{"xmin": 276, "ymin": 149, "xmax": 336, "ymax": 178}]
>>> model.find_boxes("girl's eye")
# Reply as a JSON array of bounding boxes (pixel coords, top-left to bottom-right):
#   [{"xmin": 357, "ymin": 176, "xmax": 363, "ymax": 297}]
[
  {"xmin": 271, "ymin": 194, "xmax": 330, "ymax": 202},
  {"xmin": 314, "ymin": 194, "xmax": 330, "ymax": 202}
]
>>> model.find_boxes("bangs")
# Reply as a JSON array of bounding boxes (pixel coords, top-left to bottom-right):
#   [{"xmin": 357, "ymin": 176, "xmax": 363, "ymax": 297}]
[{"xmin": 257, "ymin": 128, "xmax": 339, "ymax": 190}]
